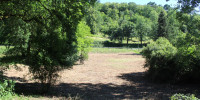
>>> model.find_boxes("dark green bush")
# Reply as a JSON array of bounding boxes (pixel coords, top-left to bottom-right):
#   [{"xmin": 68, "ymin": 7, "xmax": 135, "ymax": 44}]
[
  {"xmin": 142, "ymin": 36, "xmax": 200, "ymax": 83},
  {"xmin": 142, "ymin": 37, "xmax": 178, "ymax": 82}
]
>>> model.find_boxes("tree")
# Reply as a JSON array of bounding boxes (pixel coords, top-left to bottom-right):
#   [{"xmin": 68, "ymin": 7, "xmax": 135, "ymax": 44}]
[
  {"xmin": 107, "ymin": 8, "xmax": 119, "ymax": 20},
  {"xmin": 149, "ymin": 10, "xmax": 159, "ymax": 40},
  {"xmin": 85, "ymin": 6, "xmax": 103, "ymax": 34},
  {"xmin": 135, "ymin": 15, "xmax": 152, "ymax": 45},
  {"xmin": 121, "ymin": 20, "xmax": 134, "ymax": 44},
  {"xmin": 156, "ymin": 11, "xmax": 167, "ymax": 40},
  {"xmin": 166, "ymin": 10, "xmax": 181, "ymax": 44},
  {"xmin": 0, "ymin": 0, "xmax": 96, "ymax": 92}
]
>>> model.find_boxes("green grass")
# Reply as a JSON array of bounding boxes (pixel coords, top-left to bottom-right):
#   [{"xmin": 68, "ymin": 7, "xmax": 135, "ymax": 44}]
[
  {"xmin": 91, "ymin": 47, "xmax": 142, "ymax": 54},
  {"xmin": 91, "ymin": 34, "xmax": 109, "ymax": 42},
  {"xmin": 133, "ymin": 49, "xmax": 142, "ymax": 54}
]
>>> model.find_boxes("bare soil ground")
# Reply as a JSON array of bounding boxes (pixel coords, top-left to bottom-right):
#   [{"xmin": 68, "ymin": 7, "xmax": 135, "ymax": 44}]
[{"xmin": 4, "ymin": 53, "xmax": 200, "ymax": 100}]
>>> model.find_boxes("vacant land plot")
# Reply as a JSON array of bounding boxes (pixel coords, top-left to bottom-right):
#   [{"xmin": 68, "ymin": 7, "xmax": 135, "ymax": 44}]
[{"xmin": 3, "ymin": 52, "xmax": 200, "ymax": 100}]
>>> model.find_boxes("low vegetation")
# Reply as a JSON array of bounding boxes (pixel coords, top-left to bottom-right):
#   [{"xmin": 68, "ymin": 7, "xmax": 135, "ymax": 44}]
[{"xmin": 171, "ymin": 94, "xmax": 200, "ymax": 100}]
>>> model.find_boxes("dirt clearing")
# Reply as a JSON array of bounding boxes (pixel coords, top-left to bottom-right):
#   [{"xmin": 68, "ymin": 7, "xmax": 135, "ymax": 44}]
[{"xmin": 4, "ymin": 53, "xmax": 200, "ymax": 100}]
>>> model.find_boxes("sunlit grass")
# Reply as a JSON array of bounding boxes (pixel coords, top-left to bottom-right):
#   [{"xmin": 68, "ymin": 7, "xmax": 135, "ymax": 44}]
[{"xmin": 91, "ymin": 47, "xmax": 142, "ymax": 54}]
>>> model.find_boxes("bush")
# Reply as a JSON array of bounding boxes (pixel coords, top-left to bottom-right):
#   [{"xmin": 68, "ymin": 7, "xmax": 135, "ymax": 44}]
[
  {"xmin": 142, "ymin": 37, "xmax": 178, "ymax": 82},
  {"xmin": 0, "ymin": 80, "xmax": 15, "ymax": 97},
  {"xmin": 76, "ymin": 21, "xmax": 93, "ymax": 64},
  {"xmin": 0, "ymin": 80, "xmax": 28, "ymax": 100},
  {"xmin": 171, "ymin": 94, "xmax": 199, "ymax": 100}
]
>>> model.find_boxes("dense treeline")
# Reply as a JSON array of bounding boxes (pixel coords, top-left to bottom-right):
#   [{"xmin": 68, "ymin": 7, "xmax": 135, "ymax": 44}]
[{"xmin": 84, "ymin": 2, "xmax": 182, "ymax": 45}]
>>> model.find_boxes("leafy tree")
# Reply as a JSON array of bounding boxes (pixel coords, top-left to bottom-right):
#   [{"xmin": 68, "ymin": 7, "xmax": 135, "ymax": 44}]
[
  {"xmin": 119, "ymin": 3, "xmax": 128, "ymax": 12},
  {"xmin": 149, "ymin": 10, "xmax": 159, "ymax": 39},
  {"xmin": 0, "ymin": 0, "xmax": 96, "ymax": 91},
  {"xmin": 107, "ymin": 8, "xmax": 119, "ymax": 20},
  {"xmin": 128, "ymin": 2, "xmax": 137, "ymax": 13},
  {"xmin": 85, "ymin": 6, "xmax": 103, "ymax": 34},
  {"xmin": 166, "ymin": 10, "xmax": 181, "ymax": 44},
  {"xmin": 134, "ymin": 14, "xmax": 152, "ymax": 45},
  {"xmin": 120, "ymin": 20, "xmax": 134, "ymax": 44}
]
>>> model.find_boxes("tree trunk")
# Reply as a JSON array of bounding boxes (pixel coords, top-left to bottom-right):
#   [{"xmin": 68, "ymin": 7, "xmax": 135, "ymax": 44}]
[
  {"xmin": 140, "ymin": 36, "xmax": 143, "ymax": 47},
  {"xmin": 127, "ymin": 37, "xmax": 129, "ymax": 45}
]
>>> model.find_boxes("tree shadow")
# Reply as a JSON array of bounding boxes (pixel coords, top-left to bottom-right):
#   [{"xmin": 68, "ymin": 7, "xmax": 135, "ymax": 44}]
[
  {"xmin": 118, "ymin": 53, "xmax": 141, "ymax": 56},
  {"xmin": 11, "ymin": 72, "xmax": 200, "ymax": 100},
  {"xmin": 118, "ymin": 72, "xmax": 200, "ymax": 99},
  {"xmin": 103, "ymin": 41, "xmax": 147, "ymax": 48}
]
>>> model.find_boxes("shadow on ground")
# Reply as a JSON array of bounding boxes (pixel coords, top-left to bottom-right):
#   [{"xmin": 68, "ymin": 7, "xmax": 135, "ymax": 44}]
[
  {"xmin": 12, "ymin": 72, "xmax": 200, "ymax": 100},
  {"xmin": 118, "ymin": 53, "xmax": 141, "ymax": 56}
]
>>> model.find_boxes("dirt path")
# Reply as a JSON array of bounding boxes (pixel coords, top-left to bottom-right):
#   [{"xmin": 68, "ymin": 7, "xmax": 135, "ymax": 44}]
[{"xmin": 4, "ymin": 53, "xmax": 200, "ymax": 100}]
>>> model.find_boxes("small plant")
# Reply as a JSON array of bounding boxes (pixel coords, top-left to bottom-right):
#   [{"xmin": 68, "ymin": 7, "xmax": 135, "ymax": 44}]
[
  {"xmin": 67, "ymin": 94, "xmax": 81, "ymax": 100},
  {"xmin": 0, "ymin": 80, "xmax": 15, "ymax": 97},
  {"xmin": 171, "ymin": 94, "xmax": 200, "ymax": 100},
  {"xmin": 0, "ymin": 80, "xmax": 29, "ymax": 100}
]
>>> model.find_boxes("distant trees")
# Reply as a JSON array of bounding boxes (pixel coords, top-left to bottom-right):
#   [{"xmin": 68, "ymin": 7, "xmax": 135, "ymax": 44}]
[
  {"xmin": 134, "ymin": 15, "xmax": 152, "ymax": 45},
  {"xmin": 87, "ymin": 2, "xmax": 165, "ymax": 45}
]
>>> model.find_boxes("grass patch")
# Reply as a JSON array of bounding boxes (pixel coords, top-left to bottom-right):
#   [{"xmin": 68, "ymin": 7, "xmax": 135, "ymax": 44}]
[
  {"xmin": 91, "ymin": 47, "xmax": 142, "ymax": 53},
  {"xmin": 133, "ymin": 49, "xmax": 142, "ymax": 54}
]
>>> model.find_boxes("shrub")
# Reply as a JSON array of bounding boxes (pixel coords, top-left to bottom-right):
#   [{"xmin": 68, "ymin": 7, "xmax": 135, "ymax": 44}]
[
  {"xmin": 0, "ymin": 80, "xmax": 28, "ymax": 100},
  {"xmin": 76, "ymin": 21, "xmax": 93, "ymax": 64},
  {"xmin": 171, "ymin": 94, "xmax": 200, "ymax": 100},
  {"xmin": 142, "ymin": 37, "xmax": 178, "ymax": 82},
  {"xmin": 0, "ymin": 80, "xmax": 15, "ymax": 97}
]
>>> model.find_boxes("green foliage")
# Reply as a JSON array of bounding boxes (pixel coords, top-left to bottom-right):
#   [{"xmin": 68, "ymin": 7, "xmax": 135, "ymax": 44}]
[
  {"xmin": 0, "ymin": 80, "xmax": 15, "ymax": 98},
  {"xmin": 0, "ymin": 46, "xmax": 8, "ymax": 57},
  {"xmin": 0, "ymin": 80, "xmax": 28, "ymax": 100},
  {"xmin": 0, "ymin": 0, "xmax": 96, "ymax": 91},
  {"xmin": 142, "ymin": 37, "xmax": 177, "ymax": 82},
  {"xmin": 76, "ymin": 21, "xmax": 93, "ymax": 64},
  {"xmin": 134, "ymin": 14, "xmax": 152, "ymax": 45},
  {"xmin": 85, "ymin": 5, "xmax": 103, "ymax": 34},
  {"xmin": 166, "ymin": 10, "xmax": 181, "ymax": 44},
  {"xmin": 156, "ymin": 11, "xmax": 167, "ymax": 40},
  {"xmin": 171, "ymin": 94, "xmax": 200, "ymax": 100}
]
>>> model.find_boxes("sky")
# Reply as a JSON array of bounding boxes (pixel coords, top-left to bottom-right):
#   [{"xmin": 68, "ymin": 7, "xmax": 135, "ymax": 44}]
[{"xmin": 100, "ymin": 0, "xmax": 178, "ymax": 6}]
